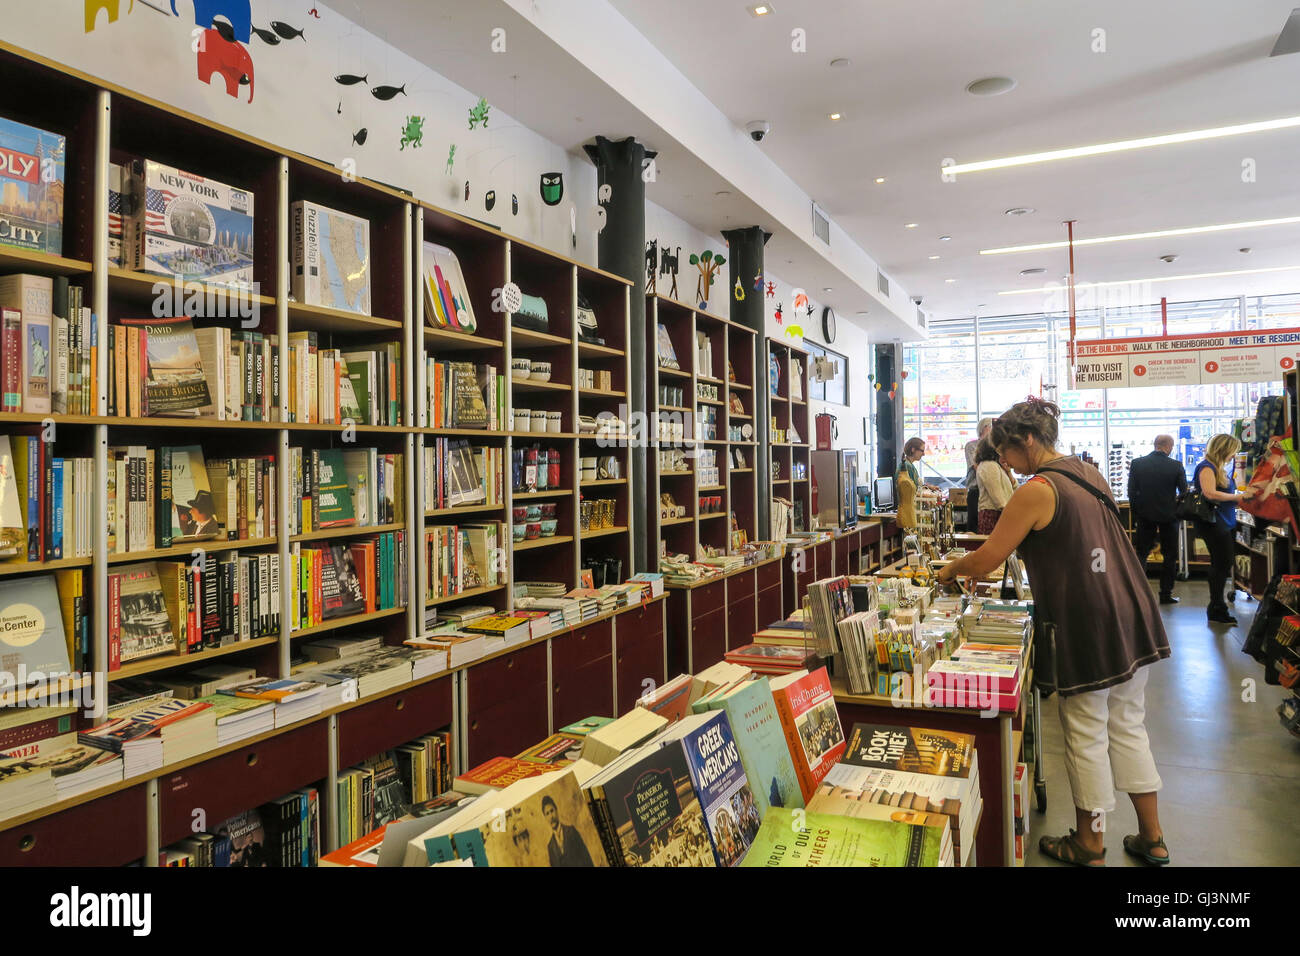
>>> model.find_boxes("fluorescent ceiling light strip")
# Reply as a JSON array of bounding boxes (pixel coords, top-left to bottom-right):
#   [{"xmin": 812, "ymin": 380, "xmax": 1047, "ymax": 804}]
[
  {"xmin": 980, "ymin": 217, "xmax": 1300, "ymax": 256},
  {"xmin": 946, "ymin": 115, "xmax": 1300, "ymax": 175},
  {"xmin": 998, "ymin": 265, "xmax": 1300, "ymax": 296}
]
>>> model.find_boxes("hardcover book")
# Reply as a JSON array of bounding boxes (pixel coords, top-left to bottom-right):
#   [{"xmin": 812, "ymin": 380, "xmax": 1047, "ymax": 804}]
[
  {"xmin": 167, "ymin": 446, "xmax": 220, "ymax": 543},
  {"xmin": 454, "ymin": 768, "xmax": 607, "ymax": 867},
  {"xmin": 769, "ymin": 667, "xmax": 846, "ymax": 801},
  {"xmin": 315, "ymin": 450, "xmax": 357, "ymax": 528},
  {"xmin": 841, "ymin": 724, "xmax": 976, "ymax": 778},
  {"xmin": 118, "ymin": 318, "xmax": 212, "ymax": 416},
  {"xmin": 703, "ymin": 677, "xmax": 804, "ymax": 819},
  {"xmin": 741, "ymin": 807, "xmax": 946, "ymax": 867},
  {"xmin": 114, "ymin": 563, "xmax": 175, "ymax": 664},
  {"xmin": 0, "ymin": 274, "xmax": 53, "ymax": 414},
  {"xmin": 0, "ymin": 574, "xmax": 71, "ymax": 681}
]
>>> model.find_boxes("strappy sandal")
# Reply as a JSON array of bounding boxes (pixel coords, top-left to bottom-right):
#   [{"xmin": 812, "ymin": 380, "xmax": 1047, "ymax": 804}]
[
  {"xmin": 1123, "ymin": 833, "xmax": 1170, "ymax": 866},
  {"xmin": 1039, "ymin": 829, "xmax": 1106, "ymax": 867}
]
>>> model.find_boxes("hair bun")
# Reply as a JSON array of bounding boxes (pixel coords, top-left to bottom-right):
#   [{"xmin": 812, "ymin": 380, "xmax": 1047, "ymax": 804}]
[{"xmin": 1024, "ymin": 394, "xmax": 1061, "ymax": 419}]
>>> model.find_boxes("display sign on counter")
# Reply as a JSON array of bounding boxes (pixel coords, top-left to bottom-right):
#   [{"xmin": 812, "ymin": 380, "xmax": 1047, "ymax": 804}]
[{"xmin": 1068, "ymin": 328, "xmax": 1300, "ymax": 389}]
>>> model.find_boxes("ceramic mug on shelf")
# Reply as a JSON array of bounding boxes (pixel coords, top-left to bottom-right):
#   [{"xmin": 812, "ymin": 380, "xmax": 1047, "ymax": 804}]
[
  {"xmin": 515, "ymin": 409, "xmax": 531, "ymax": 433},
  {"xmin": 547, "ymin": 411, "xmax": 562, "ymax": 433},
  {"xmin": 540, "ymin": 502, "xmax": 557, "ymax": 519},
  {"xmin": 512, "ymin": 358, "xmax": 531, "ymax": 380},
  {"xmin": 513, "ymin": 523, "xmax": 527, "ymax": 542},
  {"xmin": 531, "ymin": 410, "xmax": 548, "ymax": 432},
  {"xmin": 525, "ymin": 521, "xmax": 542, "ymax": 540},
  {"xmin": 530, "ymin": 361, "xmax": 552, "ymax": 382}
]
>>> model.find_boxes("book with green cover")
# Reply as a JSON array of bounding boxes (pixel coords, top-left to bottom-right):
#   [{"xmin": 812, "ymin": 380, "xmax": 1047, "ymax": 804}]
[
  {"xmin": 741, "ymin": 807, "xmax": 946, "ymax": 867},
  {"xmin": 315, "ymin": 449, "xmax": 356, "ymax": 529},
  {"xmin": 704, "ymin": 677, "xmax": 803, "ymax": 819},
  {"xmin": 560, "ymin": 716, "xmax": 615, "ymax": 737}
]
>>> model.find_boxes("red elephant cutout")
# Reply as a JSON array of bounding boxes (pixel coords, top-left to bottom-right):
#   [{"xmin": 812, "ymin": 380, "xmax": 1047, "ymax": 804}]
[
  {"xmin": 197, "ymin": 28, "xmax": 254, "ymax": 103},
  {"xmin": 85, "ymin": 0, "xmax": 134, "ymax": 32}
]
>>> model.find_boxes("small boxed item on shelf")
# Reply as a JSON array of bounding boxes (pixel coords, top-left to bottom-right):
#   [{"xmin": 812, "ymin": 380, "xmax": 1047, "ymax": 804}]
[
  {"xmin": 0, "ymin": 116, "xmax": 66, "ymax": 257},
  {"xmin": 291, "ymin": 200, "xmax": 371, "ymax": 315},
  {"xmin": 127, "ymin": 159, "xmax": 255, "ymax": 289}
]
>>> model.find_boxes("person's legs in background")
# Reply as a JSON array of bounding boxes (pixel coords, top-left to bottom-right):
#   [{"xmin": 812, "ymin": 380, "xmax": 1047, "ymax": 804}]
[
  {"xmin": 966, "ymin": 485, "xmax": 979, "ymax": 533},
  {"xmin": 1198, "ymin": 519, "xmax": 1233, "ymax": 622},
  {"xmin": 1156, "ymin": 519, "xmax": 1180, "ymax": 602},
  {"xmin": 1132, "ymin": 517, "xmax": 1156, "ymax": 577}
]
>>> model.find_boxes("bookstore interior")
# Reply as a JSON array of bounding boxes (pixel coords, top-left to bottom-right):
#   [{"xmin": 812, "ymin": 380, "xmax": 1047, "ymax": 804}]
[{"xmin": 0, "ymin": 0, "xmax": 1295, "ymax": 882}]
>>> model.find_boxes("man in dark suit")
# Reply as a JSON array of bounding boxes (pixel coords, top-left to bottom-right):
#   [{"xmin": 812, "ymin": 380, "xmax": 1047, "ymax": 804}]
[
  {"xmin": 1128, "ymin": 434, "xmax": 1188, "ymax": 604},
  {"xmin": 542, "ymin": 795, "xmax": 594, "ymax": 867}
]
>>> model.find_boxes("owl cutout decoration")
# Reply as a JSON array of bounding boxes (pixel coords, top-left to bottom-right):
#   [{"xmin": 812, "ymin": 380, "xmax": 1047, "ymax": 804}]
[
  {"xmin": 540, "ymin": 172, "xmax": 564, "ymax": 206},
  {"xmin": 485, "ymin": 190, "xmax": 496, "ymax": 211}
]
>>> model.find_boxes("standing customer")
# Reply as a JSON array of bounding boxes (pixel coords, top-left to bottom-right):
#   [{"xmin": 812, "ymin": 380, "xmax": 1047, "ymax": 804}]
[
  {"xmin": 896, "ymin": 437, "xmax": 926, "ymax": 530},
  {"xmin": 936, "ymin": 398, "xmax": 1171, "ymax": 867},
  {"xmin": 1194, "ymin": 434, "xmax": 1253, "ymax": 625},
  {"xmin": 964, "ymin": 418, "xmax": 994, "ymax": 531},
  {"xmin": 974, "ymin": 438, "xmax": 1016, "ymax": 534},
  {"xmin": 1127, "ymin": 434, "xmax": 1188, "ymax": 604}
]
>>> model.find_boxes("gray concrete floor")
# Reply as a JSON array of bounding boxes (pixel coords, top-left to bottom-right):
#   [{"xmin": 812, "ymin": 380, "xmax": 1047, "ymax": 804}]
[{"xmin": 1026, "ymin": 578, "xmax": 1300, "ymax": 867}]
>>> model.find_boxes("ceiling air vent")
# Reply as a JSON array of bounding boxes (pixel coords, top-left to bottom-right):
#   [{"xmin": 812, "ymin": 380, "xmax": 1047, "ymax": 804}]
[
  {"xmin": 917, "ymin": 307, "xmax": 927, "ymax": 329},
  {"xmin": 877, "ymin": 269, "xmax": 890, "ymax": 297},
  {"xmin": 811, "ymin": 202, "xmax": 830, "ymax": 245}
]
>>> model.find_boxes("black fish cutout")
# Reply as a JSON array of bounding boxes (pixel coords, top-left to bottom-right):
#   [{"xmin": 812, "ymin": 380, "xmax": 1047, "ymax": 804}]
[
  {"xmin": 371, "ymin": 84, "xmax": 407, "ymax": 101},
  {"xmin": 352, "ymin": 128, "xmax": 368, "ymax": 145},
  {"xmin": 464, "ymin": 181, "xmax": 470, "ymax": 201},
  {"xmin": 212, "ymin": 18, "xmax": 236, "ymax": 42},
  {"xmin": 335, "ymin": 73, "xmax": 367, "ymax": 86},
  {"xmin": 251, "ymin": 25, "xmax": 280, "ymax": 44},
  {"xmin": 511, "ymin": 194, "xmax": 518, "ymax": 215},
  {"xmin": 270, "ymin": 20, "xmax": 305, "ymax": 40},
  {"xmin": 337, "ymin": 101, "xmax": 342, "ymax": 114},
  {"xmin": 485, "ymin": 190, "xmax": 496, "ymax": 212}
]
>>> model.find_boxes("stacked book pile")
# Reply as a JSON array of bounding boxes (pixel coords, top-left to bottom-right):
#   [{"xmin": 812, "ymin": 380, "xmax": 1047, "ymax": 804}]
[
  {"xmin": 659, "ymin": 553, "xmax": 721, "ymax": 586},
  {"xmin": 80, "ymin": 698, "xmax": 218, "ymax": 776},
  {"xmin": 0, "ymin": 734, "xmax": 125, "ymax": 806},
  {"xmin": 460, "ymin": 614, "xmax": 532, "ymax": 650},
  {"xmin": 563, "ymin": 589, "xmax": 600, "ymax": 621},
  {"xmin": 405, "ymin": 631, "xmax": 486, "ymax": 669},
  {"xmin": 218, "ymin": 677, "xmax": 325, "ymax": 728},
  {"xmin": 0, "ymin": 758, "xmax": 58, "ymax": 820},
  {"xmin": 957, "ymin": 599, "xmax": 1033, "ymax": 649},
  {"xmin": 724, "ymin": 642, "xmax": 818, "ymax": 676},
  {"xmin": 516, "ymin": 581, "xmax": 568, "ymax": 598},
  {"xmin": 806, "ymin": 576, "xmax": 855, "ymax": 657},
  {"xmin": 823, "ymin": 722, "xmax": 981, "ymax": 867},
  {"xmin": 627, "ymin": 572, "xmax": 664, "ymax": 600},
  {"xmin": 297, "ymin": 637, "xmax": 416, "ymax": 700},
  {"xmin": 514, "ymin": 596, "xmax": 580, "ymax": 628},
  {"xmin": 834, "ymin": 609, "xmax": 881, "ymax": 695}
]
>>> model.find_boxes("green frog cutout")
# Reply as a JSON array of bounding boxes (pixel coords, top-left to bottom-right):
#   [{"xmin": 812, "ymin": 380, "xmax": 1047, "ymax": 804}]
[{"xmin": 399, "ymin": 115, "xmax": 424, "ymax": 150}]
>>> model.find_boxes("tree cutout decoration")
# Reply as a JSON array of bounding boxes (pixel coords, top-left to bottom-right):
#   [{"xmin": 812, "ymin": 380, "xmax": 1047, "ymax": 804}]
[{"xmin": 690, "ymin": 249, "xmax": 726, "ymax": 309}]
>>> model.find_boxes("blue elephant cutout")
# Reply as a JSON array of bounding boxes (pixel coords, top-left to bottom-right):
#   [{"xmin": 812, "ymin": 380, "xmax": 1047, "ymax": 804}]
[{"xmin": 172, "ymin": 0, "xmax": 252, "ymax": 44}]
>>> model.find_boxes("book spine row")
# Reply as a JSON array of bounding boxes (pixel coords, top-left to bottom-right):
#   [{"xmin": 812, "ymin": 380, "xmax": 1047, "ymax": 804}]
[
  {"xmin": 290, "ymin": 530, "xmax": 407, "ymax": 631},
  {"xmin": 425, "ymin": 359, "xmax": 502, "ymax": 430},
  {"xmin": 287, "ymin": 339, "xmax": 401, "ymax": 427},
  {"xmin": 288, "ymin": 448, "xmax": 403, "ymax": 536},
  {"xmin": 422, "ymin": 439, "xmax": 502, "ymax": 510},
  {"xmin": 4, "ymin": 438, "xmax": 94, "ymax": 563}
]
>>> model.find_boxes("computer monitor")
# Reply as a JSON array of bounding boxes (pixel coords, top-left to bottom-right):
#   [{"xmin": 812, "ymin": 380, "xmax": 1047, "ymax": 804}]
[{"xmin": 873, "ymin": 477, "xmax": 895, "ymax": 511}]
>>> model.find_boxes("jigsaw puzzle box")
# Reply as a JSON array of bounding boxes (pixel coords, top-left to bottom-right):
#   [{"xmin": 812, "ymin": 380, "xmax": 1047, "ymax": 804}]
[
  {"xmin": 291, "ymin": 200, "xmax": 371, "ymax": 315},
  {"xmin": 127, "ymin": 159, "xmax": 255, "ymax": 289},
  {"xmin": 0, "ymin": 115, "xmax": 65, "ymax": 257}
]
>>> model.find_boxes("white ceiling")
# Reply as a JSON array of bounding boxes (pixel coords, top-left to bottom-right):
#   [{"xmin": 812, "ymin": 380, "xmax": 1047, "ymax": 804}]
[{"xmin": 607, "ymin": 0, "xmax": 1300, "ymax": 320}]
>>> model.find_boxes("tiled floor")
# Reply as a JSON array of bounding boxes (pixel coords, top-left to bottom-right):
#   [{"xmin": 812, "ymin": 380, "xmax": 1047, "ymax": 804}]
[{"xmin": 1026, "ymin": 579, "xmax": 1300, "ymax": 867}]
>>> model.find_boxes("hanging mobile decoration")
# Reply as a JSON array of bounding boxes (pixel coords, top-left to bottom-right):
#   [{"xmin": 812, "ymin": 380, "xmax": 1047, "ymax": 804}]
[
  {"xmin": 540, "ymin": 172, "xmax": 564, "ymax": 206},
  {"xmin": 774, "ymin": 302, "xmax": 783, "ymax": 324},
  {"xmin": 399, "ymin": 115, "xmax": 424, "ymax": 150},
  {"xmin": 753, "ymin": 272, "xmax": 764, "ymax": 292},
  {"xmin": 901, "ymin": 370, "xmax": 909, "ymax": 379},
  {"xmin": 511, "ymin": 194, "xmax": 519, "ymax": 215},
  {"xmin": 734, "ymin": 278, "xmax": 745, "ymax": 301},
  {"xmin": 371, "ymin": 83, "xmax": 407, "ymax": 101},
  {"xmin": 485, "ymin": 190, "xmax": 496, "ymax": 211},
  {"xmin": 766, "ymin": 281, "xmax": 776, "ymax": 298},
  {"xmin": 689, "ymin": 249, "xmax": 726, "ymax": 309},
  {"xmin": 445, "ymin": 144, "xmax": 456, "ymax": 174},
  {"xmin": 464, "ymin": 180, "xmax": 471, "ymax": 201},
  {"xmin": 468, "ymin": 96, "xmax": 491, "ymax": 129},
  {"xmin": 351, "ymin": 128, "xmax": 367, "ymax": 145}
]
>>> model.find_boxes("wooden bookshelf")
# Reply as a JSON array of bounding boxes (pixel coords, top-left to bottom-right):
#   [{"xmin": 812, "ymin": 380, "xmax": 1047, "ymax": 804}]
[
  {"xmin": 425, "ymin": 583, "xmax": 507, "ymax": 608},
  {"xmin": 107, "ymin": 637, "xmax": 281, "ymax": 683},
  {"xmin": 289, "ymin": 606, "xmax": 407, "ymax": 640},
  {"xmin": 513, "ymin": 535, "xmax": 575, "ymax": 552},
  {"xmin": 766, "ymin": 338, "xmax": 812, "ymax": 537},
  {"xmin": 289, "ymin": 523, "xmax": 405, "ymax": 544},
  {"xmin": 286, "ymin": 300, "xmax": 402, "ymax": 333},
  {"xmin": 0, "ymin": 557, "xmax": 94, "ymax": 578},
  {"xmin": 105, "ymin": 537, "xmax": 278, "ymax": 565},
  {"xmin": 106, "ymin": 267, "xmax": 276, "ymax": 306},
  {"xmin": 0, "ymin": 248, "xmax": 92, "ymax": 276},
  {"xmin": 423, "ymin": 327, "xmax": 504, "ymax": 350}
]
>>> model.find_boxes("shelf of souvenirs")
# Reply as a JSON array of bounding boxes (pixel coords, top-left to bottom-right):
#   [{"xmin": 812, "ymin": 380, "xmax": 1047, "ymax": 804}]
[
  {"xmin": 0, "ymin": 248, "xmax": 93, "ymax": 277},
  {"xmin": 513, "ymin": 535, "xmax": 575, "ymax": 552}
]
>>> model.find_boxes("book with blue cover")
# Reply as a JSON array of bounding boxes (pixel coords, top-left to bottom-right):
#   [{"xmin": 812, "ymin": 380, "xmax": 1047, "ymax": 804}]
[{"xmin": 703, "ymin": 677, "xmax": 803, "ymax": 819}]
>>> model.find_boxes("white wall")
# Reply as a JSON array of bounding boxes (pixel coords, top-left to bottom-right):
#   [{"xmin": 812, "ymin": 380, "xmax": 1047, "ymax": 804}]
[{"xmin": 14, "ymin": 0, "xmax": 596, "ymax": 260}]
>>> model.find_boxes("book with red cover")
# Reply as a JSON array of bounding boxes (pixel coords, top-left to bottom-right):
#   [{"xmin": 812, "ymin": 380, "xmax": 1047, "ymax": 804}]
[
  {"xmin": 636, "ymin": 673, "xmax": 693, "ymax": 723},
  {"xmin": 453, "ymin": 755, "xmax": 569, "ymax": 795},
  {"xmin": 769, "ymin": 667, "xmax": 846, "ymax": 801}
]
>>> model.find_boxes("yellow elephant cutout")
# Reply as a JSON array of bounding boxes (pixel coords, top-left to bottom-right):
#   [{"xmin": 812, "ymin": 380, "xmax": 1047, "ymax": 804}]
[
  {"xmin": 785, "ymin": 324, "xmax": 804, "ymax": 339},
  {"xmin": 86, "ymin": 0, "xmax": 134, "ymax": 32}
]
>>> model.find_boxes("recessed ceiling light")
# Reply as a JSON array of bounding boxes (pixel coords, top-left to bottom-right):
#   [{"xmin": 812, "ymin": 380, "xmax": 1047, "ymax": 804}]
[
  {"xmin": 966, "ymin": 76, "xmax": 1016, "ymax": 96},
  {"xmin": 999, "ymin": 264, "xmax": 1300, "ymax": 296},
  {"xmin": 947, "ymin": 114, "xmax": 1300, "ymax": 175},
  {"xmin": 822, "ymin": 287, "xmax": 833, "ymax": 292},
  {"xmin": 856, "ymin": 310, "xmax": 869, "ymax": 315},
  {"xmin": 1020, "ymin": 267, "xmax": 1046, "ymax": 276},
  {"xmin": 1240, "ymin": 247, "xmax": 1253, "ymax": 253},
  {"xmin": 939, "ymin": 235, "xmax": 952, "ymax": 241},
  {"xmin": 1159, "ymin": 254, "xmax": 1178, "ymax": 263},
  {"xmin": 905, "ymin": 223, "xmax": 919, "ymax": 229},
  {"xmin": 830, "ymin": 58, "xmax": 851, "ymax": 68},
  {"xmin": 829, "ymin": 112, "xmax": 843, "ymax": 121},
  {"xmin": 715, "ymin": 190, "xmax": 732, "ymax": 197},
  {"xmin": 1005, "ymin": 207, "xmax": 1035, "ymax": 216},
  {"xmin": 748, "ymin": 3, "xmax": 773, "ymax": 15},
  {"xmin": 875, "ymin": 177, "xmax": 886, "ymax": 184},
  {"xmin": 928, "ymin": 255, "xmax": 941, "ymax": 260},
  {"xmin": 980, "ymin": 215, "xmax": 1300, "ymax": 255},
  {"xmin": 945, "ymin": 278, "xmax": 957, "ymax": 283}
]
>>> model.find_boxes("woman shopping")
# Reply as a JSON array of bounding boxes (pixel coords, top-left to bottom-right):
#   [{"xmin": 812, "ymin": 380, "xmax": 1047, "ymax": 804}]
[
  {"xmin": 1194, "ymin": 434, "xmax": 1254, "ymax": 625},
  {"xmin": 973, "ymin": 438, "xmax": 1016, "ymax": 534},
  {"xmin": 896, "ymin": 437, "xmax": 938, "ymax": 531},
  {"xmin": 936, "ymin": 398, "xmax": 1171, "ymax": 867}
]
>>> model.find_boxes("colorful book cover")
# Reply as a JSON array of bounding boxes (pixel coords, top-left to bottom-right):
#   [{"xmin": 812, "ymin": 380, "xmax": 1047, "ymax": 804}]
[
  {"xmin": 0, "ymin": 116, "xmax": 65, "ymax": 256},
  {"xmin": 560, "ymin": 716, "xmax": 614, "ymax": 737},
  {"xmin": 456, "ymin": 769, "xmax": 607, "ymax": 867},
  {"xmin": 705, "ymin": 677, "xmax": 804, "ymax": 819},
  {"xmin": 596, "ymin": 741, "xmax": 715, "ymax": 868},
  {"xmin": 315, "ymin": 449, "xmax": 356, "ymax": 528},
  {"xmin": 841, "ymin": 724, "xmax": 976, "ymax": 778},
  {"xmin": 658, "ymin": 711, "xmax": 758, "ymax": 867},
  {"xmin": 219, "ymin": 808, "xmax": 270, "ymax": 867},
  {"xmin": 769, "ymin": 667, "xmax": 846, "ymax": 801},
  {"xmin": 515, "ymin": 733, "xmax": 584, "ymax": 765},
  {"xmin": 118, "ymin": 317, "xmax": 211, "ymax": 416},
  {"xmin": 453, "ymin": 756, "xmax": 568, "ymax": 794},
  {"xmin": 741, "ymin": 807, "xmax": 946, "ymax": 867},
  {"xmin": 291, "ymin": 200, "xmax": 371, "ymax": 315},
  {"xmin": 168, "ymin": 445, "xmax": 220, "ymax": 543},
  {"xmin": 114, "ymin": 562, "xmax": 174, "ymax": 664}
]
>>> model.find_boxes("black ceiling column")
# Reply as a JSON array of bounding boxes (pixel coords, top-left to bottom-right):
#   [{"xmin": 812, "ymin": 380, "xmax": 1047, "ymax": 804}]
[{"xmin": 722, "ymin": 226, "xmax": 771, "ymax": 539}]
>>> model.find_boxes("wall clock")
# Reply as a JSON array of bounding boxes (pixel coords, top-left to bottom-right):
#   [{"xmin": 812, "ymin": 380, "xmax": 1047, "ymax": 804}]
[{"xmin": 822, "ymin": 306, "xmax": 837, "ymax": 343}]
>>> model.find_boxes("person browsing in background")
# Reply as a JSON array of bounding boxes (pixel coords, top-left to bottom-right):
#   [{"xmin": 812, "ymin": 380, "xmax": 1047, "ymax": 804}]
[
  {"xmin": 936, "ymin": 397, "xmax": 1171, "ymax": 867},
  {"xmin": 1127, "ymin": 434, "xmax": 1188, "ymax": 605},
  {"xmin": 965, "ymin": 418, "xmax": 994, "ymax": 532},
  {"xmin": 896, "ymin": 437, "xmax": 939, "ymax": 531},
  {"xmin": 973, "ymin": 437, "xmax": 1016, "ymax": 534},
  {"xmin": 1193, "ymin": 434, "xmax": 1255, "ymax": 626}
]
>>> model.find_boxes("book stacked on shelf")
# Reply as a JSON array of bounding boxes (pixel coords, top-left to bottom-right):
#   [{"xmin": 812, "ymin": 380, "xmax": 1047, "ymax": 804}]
[
  {"xmin": 291, "ymin": 201, "xmax": 371, "ymax": 316},
  {"xmin": 109, "ymin": 318, "xmax": 225, "ymax": 419},
  {"xmin": 0, "ymin": 274, "xmax": 83, "ymax": 417},
  {"xmin": 743, "ymin": 806, "xmax": 951, "ymax": 867},
  {"xmin": 957, "ymin": 599, "xmax": 1033, "ymax": 649},
  {"xmin": 322, "ymin": 789, "xmax": 471, "ymax": 867},
  {"xmin": 425, "ymin": 359, "xmax": 502, "ymax": 430},
  {"xmin": 108, "ymin": 444, "xmax": 276, "ymax": 551},
  {"xmin": 79, "ymin": 697, "xmax": 218, "ymax": 777},
  {"xmin": 289, "ymin": 447, "xmax": 402, "ymax": 534},
  {"xmin": 460, "ymin": 613, "xmax": 531, "ymax": 650},
  {"xmin": 170, "ymin": 787, "xmax": 321, "ymax": 867},
  {"xmin": 424, "ymin": 438, "xmax": 502, "ymax": 509},
  {"xmin": 823, "ymin": 722, "xmax": 981, "ymax": 866},
  {"xmin": 0, "ymin": 757, "xmax": 58, "ymax": 821},
  {"xmin": 723, "ymin": 642, "xmax": 818, "ymax": 675},
  {"xmin": 425, "ymin": 522, "xmax": 504, "ymax": 601},
  {"xmin": 628, "ymin": 572, "xmax": 665, "ymax": 600},
  {"xmin": 807, "ymin": 576, "xmax": 855, "ymax": 657},
  {"xmin": 0, "ymin": 574, "xmax": 74, "ymax": 686},
  {"xmin": 405, "ymin": 629, "xmax": 486, "ymax": 668},
  {"xmin": 0, "ymin": 435, "xmax": 92, "ymax": 561},
  {"xmin": 336, "ymin": 747, "xmax": 441, "ymax": 849},
  {"xmin": 298, "ymin": 644, "xmax": 415, "ymax": 700},
  {"xmin": 453, "ymin": 755, "xmax": 575, "ymax": 796},
  {"xmin": 769, "ymin": 667, "xmax": 846, "ymax": 801},
  {"xmin": 219, "ymin": 676, "xmax": 326, "ymax": 729},
  {"xmin": 290, "ymin": 529, "xmax": 406, "ymax": 630},
  {"xmin": 190, "ymin": 691, "xmax": 275, "ymax": 745},
  {"xmin": 422, "ymin": 241, "xmax": 478, "ymax": 333},
  {"xmin": 0, "ymin": 118, "xmax": 65, "ymax": 259}
]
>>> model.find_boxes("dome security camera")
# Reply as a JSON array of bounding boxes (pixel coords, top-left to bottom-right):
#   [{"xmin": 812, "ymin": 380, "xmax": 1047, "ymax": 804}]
[
  {"xmin": 912, "ymin": 296, "xmax": 923, "ymax": 305},
  {"xmin": 746, "ymin": 120, "xmax": 772, "ymax": 142}
]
